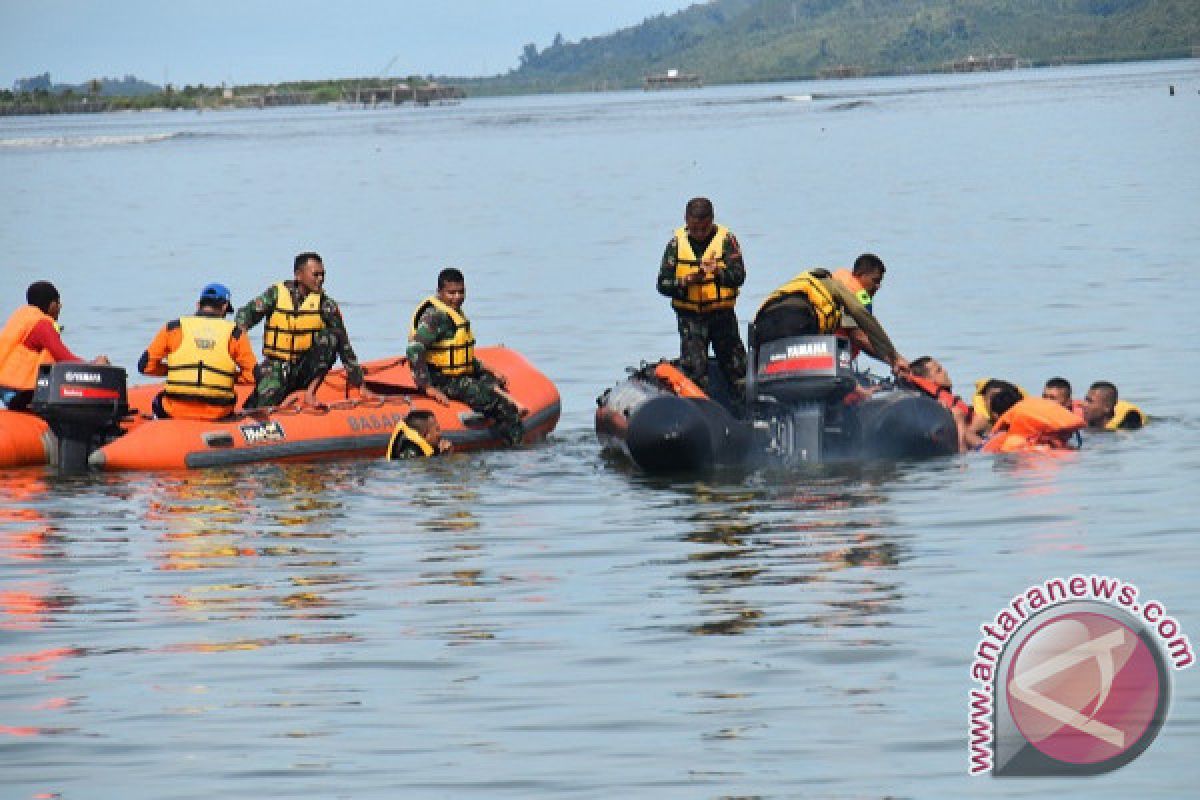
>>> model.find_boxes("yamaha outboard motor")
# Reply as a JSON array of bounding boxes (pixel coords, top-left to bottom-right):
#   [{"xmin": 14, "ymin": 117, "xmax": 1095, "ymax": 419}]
[
  {"xmin": 747, "ymin": 332, "xmax": 855, "ymax": 464},
  {"xmin": 31, "ymin": 363, "xmax": 129, "ymax": 474}
]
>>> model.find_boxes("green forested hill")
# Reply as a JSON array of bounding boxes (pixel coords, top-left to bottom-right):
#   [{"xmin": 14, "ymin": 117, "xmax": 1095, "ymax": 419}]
[{"xmin": 467, "ymin": 0, "xmax": 1198, "ymax": 92}]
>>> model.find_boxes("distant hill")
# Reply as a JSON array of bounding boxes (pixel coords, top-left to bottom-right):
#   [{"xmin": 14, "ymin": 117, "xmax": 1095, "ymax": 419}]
[{"xmin": 467, "ymin": 0, "xmax": 1199, "ymax": 91}]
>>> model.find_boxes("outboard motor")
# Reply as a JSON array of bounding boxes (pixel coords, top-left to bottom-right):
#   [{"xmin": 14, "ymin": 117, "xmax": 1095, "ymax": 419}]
[
  {"xmin": 31, "ymin": 363, "xmax": 129, "ymax": 474},
  {"xmin": 747, "ymin": 332, "xmax": 855, "ymax": 464}
]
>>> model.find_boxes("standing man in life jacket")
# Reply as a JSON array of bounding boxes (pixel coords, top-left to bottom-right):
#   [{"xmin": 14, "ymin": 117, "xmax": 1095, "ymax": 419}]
[
  {"xmin": 753, "ymin": 267, "xmax": 910, "ymax": 376},
  {"xmin": 0, "ymin": 281, "xmax": 110, "ymax": 411},
  {"xmin": 1081, "ymin": 380, "xmax": 1145, "ymax": 431},
  {"xmin": 905, "ymin": 356, "xmax": 983, "ymax": 451},
  {"xmin": 234, "ymin": 252, "xmax": 374, "ymax": 409},
  {"xmin": 833, "ymin": 254, "xmax": 887, "ymax": 361},
  {"xmin": 655, "ymin": 197, "xmax": 747, "ymax": 404},
  {"xmin": 408, "ymin": 268, "xmax": 524, "ymax": 446},
  {"xmin": 138, "ymin": 283, "xmax": 258, "ymax": 420}
]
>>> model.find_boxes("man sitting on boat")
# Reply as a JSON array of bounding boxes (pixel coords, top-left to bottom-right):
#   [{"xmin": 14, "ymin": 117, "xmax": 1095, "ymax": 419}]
[
  {"xmin": 0, "ymin": 281, "xmax": 109, "ymax": 411},
  {"xmin": 386, "ymin": 409, "xmax": 452, "ymax": 459},
  {"xmin": 235, "ymin": 251, "xmax": 375, "ymax": 409},
  {"xmin": 138, "ymin": 283, "xmax": 258, "ymax": 420},
  {"xmin": 752, "ymin": 267, "xmax": 910, "ymax": 376},
  {"xmin": 407, "ymin": 268, "xmax": 523, "ymax": 446}
]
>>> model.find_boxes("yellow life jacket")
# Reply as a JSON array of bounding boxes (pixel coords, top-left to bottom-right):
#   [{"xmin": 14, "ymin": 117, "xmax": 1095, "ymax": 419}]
[
  {"xmin": 0, "ymin": 305, "xmax": 57, "ymax": 391},
  {"xmin": 410, "ymin": 296, "xmax": 475, "ymax": 376},
  {"xmin": 164, "ymin": 316, "xmax": 239, "ymax": 405},
  {"xmin": 758, "ymin": 270, "xmax": 842, "ymax": 333},
  {"xmin": 672, "ymin": 225, "xmax": 737, "ymax": 313},
  {"xmin": 833, "ymin": 268, "xmax": 873, "ymax": 314},
  {"xmin": 386, "ymin": 419, "xmax": 436, "ymax": 459},
  {"xmin": 263, "ymin": 282, "xmax": 324, "ymax": 362},
  {"xmin": 972, "ymin": 378, "xmax": 1029, "ymax": 423},
  {"xmin": 1106, "ymin": 400, "xmax": 1146, "ymax": 431}
]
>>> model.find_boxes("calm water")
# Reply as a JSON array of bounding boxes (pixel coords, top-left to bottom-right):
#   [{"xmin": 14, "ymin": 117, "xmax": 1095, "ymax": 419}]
[{"xmin": 2, "ymin": 60, "xmax": 1199, "ymax": 798}]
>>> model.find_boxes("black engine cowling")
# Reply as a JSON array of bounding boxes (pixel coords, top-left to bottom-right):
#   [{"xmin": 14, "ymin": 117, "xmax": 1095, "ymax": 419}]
[{"xmin": 31, "ymin": 363, "xmax": 129, "ymax": 474}]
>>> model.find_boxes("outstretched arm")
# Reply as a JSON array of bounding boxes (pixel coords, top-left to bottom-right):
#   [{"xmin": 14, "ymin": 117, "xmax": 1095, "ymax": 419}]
[
  {"xmin": 233, "ymin": 284, "xmax": 279, "ymax": 333},
  {"xmin": 824, "ymin": 276, "xmax": 902, "ymax": 369}
]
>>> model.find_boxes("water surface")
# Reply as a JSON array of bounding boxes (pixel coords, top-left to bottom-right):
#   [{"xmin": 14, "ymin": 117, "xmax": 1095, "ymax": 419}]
[{"xmin": 2, "ymin": 60, "xmax": 1198, "ymax": 797}]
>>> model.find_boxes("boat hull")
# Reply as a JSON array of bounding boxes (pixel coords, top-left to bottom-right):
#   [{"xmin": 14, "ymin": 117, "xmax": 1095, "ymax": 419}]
[
  {"xmin": 596, "ymin": 369, "xmax": 956, "ymax": 473},
  {"xmin": 2, "ymin": 347, "xmax": 559, "ymax": 471}
]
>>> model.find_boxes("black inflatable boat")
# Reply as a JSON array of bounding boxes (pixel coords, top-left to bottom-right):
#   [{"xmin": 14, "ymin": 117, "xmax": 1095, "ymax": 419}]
[{"xmin": 595, "ymin": 335, "xmax": 958, "ymax": 473}]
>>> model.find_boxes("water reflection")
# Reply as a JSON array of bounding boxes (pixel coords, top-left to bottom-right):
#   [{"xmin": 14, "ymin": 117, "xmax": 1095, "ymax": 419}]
[
  {"xmin": 408, "ymin": 472, "xmax": 504, "ymax": 646},
  {"xmin": 134, "ymin": 464, "xmax": 365, "ymax": 629},
  {"xmin": 0, "ymin": 472, "xmax": 72, "ymax": 633},
  {"xmin": 659, "ymin": 465, "xmax": 909, "ymax": 638}
]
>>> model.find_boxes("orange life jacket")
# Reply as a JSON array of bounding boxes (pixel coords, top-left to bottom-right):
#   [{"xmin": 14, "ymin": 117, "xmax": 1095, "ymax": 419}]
[
  {"xmin": 905, "ymin": 374, "xmax": 972, "ymax": 421},
  {"xmin": 981, "ymin": 397, "xmax": 1084, "ymax": 453},
  {"xmin": 0, "ymin": 306, "xmax": 57, "ymax": 391},
  {"xmin": 654, "ymin": 362, "xmax": 707, "ymax": 399}
]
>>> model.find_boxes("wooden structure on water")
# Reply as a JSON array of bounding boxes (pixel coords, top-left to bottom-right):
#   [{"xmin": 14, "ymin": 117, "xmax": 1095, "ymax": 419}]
[
  {"xmin": 644, "ymin": 69, "xmax": 703, "ymax": 90},
  {"xmin": 940, "ymin": 54, "xmax": 1021, "ymax": 73},
  {"xmin": 341, "ymin": 82, "xmax": 465, "ymax": 106},
  {"xmin": 818, "ymin": 65, "xmax": 866, "ymax": 80}
]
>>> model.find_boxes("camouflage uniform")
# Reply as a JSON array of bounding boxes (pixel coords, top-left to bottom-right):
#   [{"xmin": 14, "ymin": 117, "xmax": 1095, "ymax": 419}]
[
  {"xmin": 656, "ymin": 231, "xmax": 748, "ymax": 400},
  {"xmin": 407, "ymin": 305, "xmax": 523, "ymax": 446},
  {"xmin": 234, "ymin": 281, "xmax": 366, "ymax": 409}
]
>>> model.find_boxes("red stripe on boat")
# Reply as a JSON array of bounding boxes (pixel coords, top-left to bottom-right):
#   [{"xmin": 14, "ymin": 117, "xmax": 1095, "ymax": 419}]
[
  {"xmin": 59, "ymin": 387, "xmax": 121, "ymax": 400},
  {"xmin": 763, "ymin": 356, "xmax": 834, "ymax": 374}
]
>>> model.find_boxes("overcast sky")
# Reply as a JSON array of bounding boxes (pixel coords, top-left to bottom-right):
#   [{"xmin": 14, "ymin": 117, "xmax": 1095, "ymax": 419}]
[{"xmin": 1, "ymin": 0, "xmax": 701, "ymax": 88}]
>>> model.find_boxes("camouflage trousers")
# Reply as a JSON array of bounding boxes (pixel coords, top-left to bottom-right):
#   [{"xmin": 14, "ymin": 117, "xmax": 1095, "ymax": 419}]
[
  {"xmin": 431, "ymin": 369, "xmax": 523, "ymax": 446},
  {"xmin": 677, "ymin": 310, "xmax": 747, "ymax": 399},
  {"xmin": 243, "ymin": 330, "xmax": 340, "ymax": 409}
]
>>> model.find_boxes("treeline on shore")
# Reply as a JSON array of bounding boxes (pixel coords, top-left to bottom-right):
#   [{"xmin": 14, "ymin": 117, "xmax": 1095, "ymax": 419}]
[{"xmin": 0, "ymin": 76, "xmax": 456, "ymax": 116}]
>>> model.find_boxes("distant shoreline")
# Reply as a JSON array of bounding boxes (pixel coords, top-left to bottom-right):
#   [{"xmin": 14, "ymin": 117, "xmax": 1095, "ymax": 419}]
[{"xmin": 3, "ymin": 54, "xmax": 1194, "ymax": 118}]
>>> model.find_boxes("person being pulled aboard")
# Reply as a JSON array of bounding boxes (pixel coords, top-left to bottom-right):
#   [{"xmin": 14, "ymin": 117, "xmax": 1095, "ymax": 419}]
[
  {"xmin": 386, "ymin": 409, "xmax": 452, "ymax": 459},
  {"xmin": 1081, "ymin": 380, "xmax": 1145, "ymax": 431},
  {"xmin": 407, "ymin": 268, "xmax": 524, "ymax": 447},
  {"xmin": 235, "ymin": 251, "xmax": 375, "ymax": 409},
  {"xmin": 655, "ymin": 196, "xmax": 747, "ymax": 402},
  {"xmin": 752, "ymin": 266, "xmax": 910, "ymax": 376},
  {"xmin": 138, "ymin": 283, "xmax": 258, "ymax": 420},
  {"xmin": 0, "ymin": 280, "xmax": 110, "ymax": 411},
  {"xmin": 904, "ymin": 356, "xmax": 982, "ymax": 451}
]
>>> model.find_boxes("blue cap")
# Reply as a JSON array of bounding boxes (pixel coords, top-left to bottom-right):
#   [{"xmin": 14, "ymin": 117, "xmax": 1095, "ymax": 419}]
[{"xmin": 199, "ymin": 282, "xmax": 232, "ymax": 304}]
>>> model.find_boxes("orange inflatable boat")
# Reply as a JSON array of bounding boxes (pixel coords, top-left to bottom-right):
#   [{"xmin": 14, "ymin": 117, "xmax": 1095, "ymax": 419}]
[{"xmin": 0, "ymin": 347, "xmax": 559, "ymax": 471}]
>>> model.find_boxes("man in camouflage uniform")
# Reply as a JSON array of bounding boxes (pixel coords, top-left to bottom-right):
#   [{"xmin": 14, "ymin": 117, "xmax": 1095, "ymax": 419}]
[
  {"xmin": 407, "ymin": 268, "xmax": 523, "ymax": 446},
  {"xmin": 235, "ymin": 251, "xmax": 372, "ymax": 409},
  {"xmin": 656, "ymin": 197, "xmax": 747, "ymax": 406}
]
